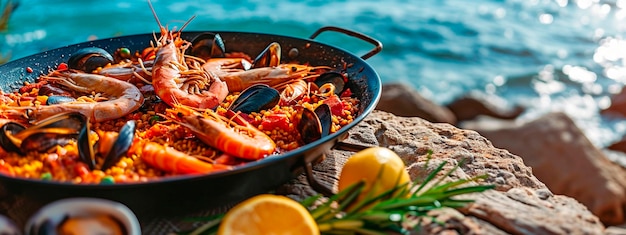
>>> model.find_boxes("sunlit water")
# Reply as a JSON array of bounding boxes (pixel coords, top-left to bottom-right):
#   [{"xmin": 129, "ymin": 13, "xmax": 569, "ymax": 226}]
[{"xmin": 2, "ymin": 0, "xmax": 626, "ymax": 147}]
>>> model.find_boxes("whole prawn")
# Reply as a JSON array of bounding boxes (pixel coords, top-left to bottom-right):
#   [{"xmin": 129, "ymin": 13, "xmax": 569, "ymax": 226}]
[
  {"xmin": 149, "ymin": 2, "xmax": 228, "ymax": 109},
  {"xmin": 8, "ymin": 70, "xmax": 144, "ymax": 122},
  {"xmin": 208, "ymin": 61, "xmax": 328, "ymax": 92},
  {"xmin": 164, "ymin": 104, "xmax": 276, "ymax": 160},
  {"xmin": 141, "ymin": 142, "xmax": 231, "ymax": 175}
]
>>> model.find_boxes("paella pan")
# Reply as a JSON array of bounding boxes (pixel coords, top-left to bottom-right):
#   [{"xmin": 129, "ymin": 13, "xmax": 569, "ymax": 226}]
[{"xmin": 0, "ymin": 19, "xmax": 382, "ymax": 222}]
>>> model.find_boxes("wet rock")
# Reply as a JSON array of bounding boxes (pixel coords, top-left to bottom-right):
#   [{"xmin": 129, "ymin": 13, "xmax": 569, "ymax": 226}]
[
  {"xmin": 280, "ymin": 110, "xmax": 605, "ymax": 234},
  {"xmin": 462, "ymin": 112, "xmax": 626, "ymax": 226},
  {"xmin": 375, "ymin": 83, "xmax": 456, "ymax": 124},
  {"xmin": 446, "ymin": 91, "xmax": 525, "ymax": 122}
]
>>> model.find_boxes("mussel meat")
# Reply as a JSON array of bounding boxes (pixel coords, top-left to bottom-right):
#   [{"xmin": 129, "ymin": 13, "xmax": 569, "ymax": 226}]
[
  {"xmin": 252, "ymin": 42, "xmax": 281, "ymax": 68},
  {"xmin": 229, "ymin": 84, "xmax": 280, "ymax": 113},
  {"xmin": 68, "ymin": 47, "xmax": 114, "ymax": 73},
  {"xmin": 298, "ymin": 104, "xmax": 332, "ymax": 144},
  {"xmin": 187, "ymin": 32, "xmax": 226, "ymax": 60},
  {"xmin": 314, "ymin": 71, "xmax": 346, "ymax": 96}
]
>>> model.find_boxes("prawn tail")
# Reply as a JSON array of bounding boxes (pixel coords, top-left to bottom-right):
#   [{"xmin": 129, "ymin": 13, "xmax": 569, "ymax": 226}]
[{"xmin": 141, "ymin": 142, "xmax": 231, "ymax": 175}]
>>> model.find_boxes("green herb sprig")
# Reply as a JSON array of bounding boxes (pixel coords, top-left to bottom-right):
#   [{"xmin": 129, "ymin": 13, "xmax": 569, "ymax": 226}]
[{"xmin": 178, "ymin": 157, "xmax": 495, "ymax": 235}]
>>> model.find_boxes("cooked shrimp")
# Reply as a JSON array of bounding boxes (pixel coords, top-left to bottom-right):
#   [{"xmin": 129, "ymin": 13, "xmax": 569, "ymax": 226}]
[
  {"xmin": 141, "ymin": 142, "xmax": 231, "ymax": 174},
  {"xmin": 164, "ymin": 104, "xmax": 276, "ymax": 160},
  {"xmin": 149, "ymin": 2, "xmax": 228, "ymax": 109},
  {"xmin": 24, "ymin": 70, "xmax": 144, "ymax": 122},
  {"xmin": 97, "ymin": 59, "xmax": 154, "ymax": 84},
  {"xmin": 212, "ymin": 63, "xmax": 327, "ymax": 92}
]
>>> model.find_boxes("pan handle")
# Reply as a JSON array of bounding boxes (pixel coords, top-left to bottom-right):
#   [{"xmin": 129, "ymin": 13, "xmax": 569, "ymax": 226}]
[{"xmin": 309, "ymin": 26, "xmax": 383, "ymax": 60}]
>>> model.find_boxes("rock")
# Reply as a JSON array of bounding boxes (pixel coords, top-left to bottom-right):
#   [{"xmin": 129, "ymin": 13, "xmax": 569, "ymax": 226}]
[
  {"xmin": 279, "ymin": 110, "xmax": 605, "ymax": 234},
  {"xmin": 462, "ymin": 112, "xmax": 626, "ymax": 226},
  {"xmin": 375, "ymin": 83, "xmax": 456, "ymax": 124},
  {"xmin": 446, "ymin": 91, "xmax": 525, "ymax": 122},
  {"xmin": 602, "ymin": 87, "xmax": 626, "ymax": 117},
  {"xmin": 608, "ymin": 137, "xmax": 626, "ymax": 154}
]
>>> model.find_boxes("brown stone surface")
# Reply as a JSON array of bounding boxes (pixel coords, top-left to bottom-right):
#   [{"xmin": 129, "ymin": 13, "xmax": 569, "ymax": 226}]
[
  {"xmin": 446, "ymin": 91, "xmax": 525, "ymax": 122},
  {"xmin": 375, "ymin": 83, "xmax": 457, "ymax": 124},
  {"xmin": 463, "ymin": 112, "xmax": 626, "ymax": 226},
  {"xmin": 280, "ymin": 110, "xmax": 605, "ymax": 234},
  {"xmin": 602, "ymin": 87, "xmax": 626, "ymax": 117}
]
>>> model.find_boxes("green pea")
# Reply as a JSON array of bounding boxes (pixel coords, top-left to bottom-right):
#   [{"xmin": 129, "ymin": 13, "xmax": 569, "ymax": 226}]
[
  {"xmin": 40, "ymin": 172, "xmax": 52, "ymax": 181},
  {"xmin": 119, "ymin": 48, "xmax": 131, "ymax": 58},
  {"xmin": 149, "ymin": 115, "xmax": 161, "ymax": 125},
  {"xmin": 100, "ymin": 176, "xmax": 115, "ymax": 184}
]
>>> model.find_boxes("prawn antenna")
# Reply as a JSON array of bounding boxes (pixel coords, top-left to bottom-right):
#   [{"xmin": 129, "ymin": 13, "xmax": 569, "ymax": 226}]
[
  {"xmin": 148, "ymin": 0, "xmax": 163, "ymax": 29},
  {"xmin": 179, "ymin": 15, "xmax": 196, "ymax": 33}
]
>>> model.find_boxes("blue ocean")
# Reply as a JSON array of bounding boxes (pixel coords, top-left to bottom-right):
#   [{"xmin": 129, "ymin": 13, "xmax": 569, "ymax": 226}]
[{"xmin": 2, "ymin": 0, "xmax": 625, "ymax": 146}]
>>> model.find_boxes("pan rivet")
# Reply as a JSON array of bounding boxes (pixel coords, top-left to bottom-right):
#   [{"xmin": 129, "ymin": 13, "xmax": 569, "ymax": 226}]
[{"xmin": 288, "ymin": 48, "xmax": 299, "ymax": 59}]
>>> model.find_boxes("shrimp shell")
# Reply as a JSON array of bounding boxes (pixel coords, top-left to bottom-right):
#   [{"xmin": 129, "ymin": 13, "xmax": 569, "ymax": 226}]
[
  {"xmin": 141, "ymin": 142, "xmax": 231, "ymax": 174},
  {"xmin": 32, "ymin": 71, "xmax": 144, "ymax": 122}
]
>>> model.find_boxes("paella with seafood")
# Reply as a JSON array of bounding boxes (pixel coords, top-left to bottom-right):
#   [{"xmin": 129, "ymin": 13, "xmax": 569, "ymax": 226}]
[{"xmin": 0, "ymin": 7, "xmax": 360, "ymax": 184}]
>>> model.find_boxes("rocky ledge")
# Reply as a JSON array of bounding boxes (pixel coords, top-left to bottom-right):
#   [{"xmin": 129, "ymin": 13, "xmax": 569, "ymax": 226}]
[{"xmin": 280, "ymin": 110, "xmax": 605, "ymax": 235}]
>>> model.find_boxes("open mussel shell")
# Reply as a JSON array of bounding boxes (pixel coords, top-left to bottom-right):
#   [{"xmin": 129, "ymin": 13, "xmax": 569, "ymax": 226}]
[
  {"xmin": 298, "ymin": 104, "xmax": 332, "ymax": 144},
  {"xmin": 314, "ymin": 71, "xmax": 346, "ymax": 96},
  {"xmin": 229, "ymin": 84, "xmax": 280, "ymax": 113},
  {"xmin": 187, "ymin": 32, "xmax": 226, "ymax": 60},
  {"xmin": 0, "ymin": 122, "xmax": 26, "ymax": 154},
  {"xmin": 101, "ymin": 120, "xmax": 136, "ymax": 171},
  {"xmin": 252, "ymin": 42, "xmax": 281, "ymax": 68},
  {"xmin": 77, "ymin": 118, "xmax": 95, "ymax": 170},
  {"xmin": 68, "ymin": 47, "xmax": 114, "ymax": 73},
  {"xmin": 25, "ymin": 198, "xmax": 141, "ymax": 235},
  {"xmin": 0, "ymin": 212, "xmax": 21, "ymax": 235},
  {"xmin": 0, "ymin": 112, "xmax": 86, "ymax": 155}
]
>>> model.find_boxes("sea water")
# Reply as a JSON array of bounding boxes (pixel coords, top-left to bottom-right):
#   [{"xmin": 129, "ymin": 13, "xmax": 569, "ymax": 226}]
[{"xmin": 2, "ymin": 0, "xmax": 626, "ymax": 147}]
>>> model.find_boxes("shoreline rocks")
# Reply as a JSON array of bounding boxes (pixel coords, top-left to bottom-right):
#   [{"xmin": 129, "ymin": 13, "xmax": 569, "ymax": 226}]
[
  {"xmin": 280, "ymin": 110, "xmax": 605, "ymax": 234},
  {"xmin": 461, "ymin": 113, "xmax": 626, "ymax": 226}
]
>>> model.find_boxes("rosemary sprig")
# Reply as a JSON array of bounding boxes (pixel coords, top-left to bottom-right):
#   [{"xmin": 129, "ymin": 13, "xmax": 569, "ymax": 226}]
[{"xmin": 178, "ymin": 159, "xmax": 495, "ymax": 235}]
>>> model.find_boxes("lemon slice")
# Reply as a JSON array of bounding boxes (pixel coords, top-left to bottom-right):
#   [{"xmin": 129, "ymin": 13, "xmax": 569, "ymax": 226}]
[
  {"xmin": 217, "ymin": 194, "xmax": 319, "ymax": 235},
  {"xmin": 338, "ymin": 147, "xmax": 411, "ymax": 201}
]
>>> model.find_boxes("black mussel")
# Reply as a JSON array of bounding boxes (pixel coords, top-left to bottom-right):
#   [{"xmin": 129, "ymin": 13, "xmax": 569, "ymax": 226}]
[
  {"xmin": 229, "ymin": 84, "xmax": 280, "ymax": 113},
  {"xmin": 68, "ymin": 47, "xmax": 114, "ymax": 73},
  {"xmin": 77, "ymin": 118, "xmax": 95, "ymax": 170},
  {"xmin": 314, "ymin": 104, "xmax": 332, "ymax": 138},
  {"xmin": 314, "ymin": 71, "xmax": 346, "ymax": 96},
  {"xmin": 252, "ymin": 42, "xmax": 281, "ymax": 68},
  {"xmin": 0, "ymin": 112, "xmax": 86, "ymax": 154},
  {"xmin": 30, "ymin": 217, "xmax": 59, "ymax": 235},
  {"xmin": 32, "ymin": 112, "xmax": 86, "ymax": 132},
  {"xmin": 187, "ymin": 32, "xmax": 226, "ymax": 60},
  {"xmin": 0, "ymin": 122, "xmax": 26, "ymax": 154},
  {"xmin": 298, "ymin": 104, "xmax": 332, "ymax": 144},
  {"xmin": 46, "ymin": 95, "xmax": 76, "ymax": 105},
  {"xmin": 100, "ymin": 120, "xmax": 136, "ymax": 171}
]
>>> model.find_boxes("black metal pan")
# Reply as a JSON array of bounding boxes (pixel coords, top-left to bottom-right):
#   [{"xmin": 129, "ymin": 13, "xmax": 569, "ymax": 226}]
[{"xmin": 0, "ymin": 26, "xmax": 382, "ymax": 225}]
